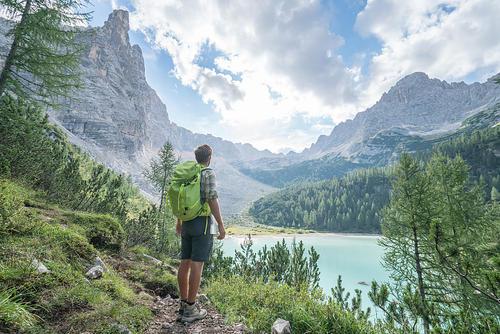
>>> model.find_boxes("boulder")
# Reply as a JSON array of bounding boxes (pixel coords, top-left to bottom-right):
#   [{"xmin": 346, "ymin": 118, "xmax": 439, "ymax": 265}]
[
  {"xmin": 31, "ymin": 258, "xmax": 50, "ymax": 274},
  {"xmin": 272, "ymin": 318, "xmax": 291, "ymax": 334},
  {"xmin": 86, "ymin": 265, "xmax": 104, "ymax": 279}
]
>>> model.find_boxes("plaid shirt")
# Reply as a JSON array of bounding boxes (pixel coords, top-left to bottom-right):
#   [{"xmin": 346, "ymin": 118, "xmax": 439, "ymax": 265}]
[{"xmin": 200, "ymin": 168, "xmax": 218, "ymax": 203}]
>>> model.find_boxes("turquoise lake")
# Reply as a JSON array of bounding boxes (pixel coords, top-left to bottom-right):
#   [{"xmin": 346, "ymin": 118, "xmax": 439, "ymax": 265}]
[{"xmin": 220, "ymin": 234, "xmax": 390, "ymax": 312}]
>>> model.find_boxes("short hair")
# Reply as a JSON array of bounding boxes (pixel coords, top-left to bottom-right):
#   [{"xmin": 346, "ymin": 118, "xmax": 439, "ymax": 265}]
[{"xmin": 195, "ymin": 144, "xmax": 212, "ymax": 163}]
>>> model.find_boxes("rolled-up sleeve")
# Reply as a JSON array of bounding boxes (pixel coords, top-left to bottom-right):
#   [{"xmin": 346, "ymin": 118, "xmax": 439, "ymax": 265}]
[{"xmin": 201, "ymin": 169, "xmax": 218, "ymax": 202}]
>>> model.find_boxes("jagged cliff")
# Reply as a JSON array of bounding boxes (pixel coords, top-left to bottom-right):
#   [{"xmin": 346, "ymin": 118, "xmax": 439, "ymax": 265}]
[{"xmin": 0, "ymin": 10, "xmax": 275, "ymax": 213}]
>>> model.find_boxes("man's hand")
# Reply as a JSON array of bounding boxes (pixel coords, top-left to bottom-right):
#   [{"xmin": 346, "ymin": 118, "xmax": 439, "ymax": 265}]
[
  {"xmin": 176, "ymin": 219, "xmax": 182, "ymax": 236},
  {"xmin": 217, "ymin": 224, "xmax": 226, "ymax": 240}
]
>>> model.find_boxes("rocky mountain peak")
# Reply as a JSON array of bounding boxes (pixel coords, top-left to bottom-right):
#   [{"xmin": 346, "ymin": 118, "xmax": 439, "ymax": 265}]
[
  {"xmin": 394, "ymin": 72, "xmax": 430, "ymax": 87},
  {"xmin": 103, "ymin": 10, "xmax": 130, "ymax": 47},
  {"xmin": 303, "ymin": 71, "xmax": 500, "ymax": 160}
]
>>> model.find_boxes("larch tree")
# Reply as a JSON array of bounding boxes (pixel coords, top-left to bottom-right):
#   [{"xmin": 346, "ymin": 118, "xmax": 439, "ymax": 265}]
[
  {"xmin": 144, "ymin": 141, "xmax": 178, "ymax": 252},
  {"xmin": 144, "ymin": 141, "xmax": 178, "ymax": 212},
  {"xmin": 428, "ymin": 154, "xmax": 500, "ymax": 330},
  {"xmin": 377, "ymin": 154, "xmax": 435, "ymax": 334},
  {"xmin": 0, "ymin": 0, "xmax": 90, "ymax": 104}
]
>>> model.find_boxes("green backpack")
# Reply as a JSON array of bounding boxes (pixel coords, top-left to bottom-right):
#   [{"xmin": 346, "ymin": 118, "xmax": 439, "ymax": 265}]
[{"xmin": 168, "ymin": 161, "xmax": 211, "ymax": 221}]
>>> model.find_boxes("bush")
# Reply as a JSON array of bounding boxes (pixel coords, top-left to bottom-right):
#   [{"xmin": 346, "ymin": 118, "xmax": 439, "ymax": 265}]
[
  {"xmin": 64, "ymin": 212, "xmax": 125, "ymax": 251},
  {"xmin": 0, "ymin": 179, "xmax": 29, "ymax": 236},
  {"xmin": 206, "ymin": 276, "xmax": 378, "ymax": 334}
]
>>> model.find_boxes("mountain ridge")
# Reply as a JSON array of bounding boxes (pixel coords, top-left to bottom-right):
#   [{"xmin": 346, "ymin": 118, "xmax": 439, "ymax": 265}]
[{"xmin": 300, "ymin": 71, "xmax": 500, "ymax": 161}]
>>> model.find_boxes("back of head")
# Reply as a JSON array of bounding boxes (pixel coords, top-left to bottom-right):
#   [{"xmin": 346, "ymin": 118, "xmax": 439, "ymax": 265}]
[{"xmin": 195, "ymin": 144, "xmax": 212, "ymax": 164}]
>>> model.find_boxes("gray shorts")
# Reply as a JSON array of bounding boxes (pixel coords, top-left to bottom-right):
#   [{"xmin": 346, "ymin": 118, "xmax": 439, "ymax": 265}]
[{"xmin": 180, "ymin": 215, "xmax": 213, "ymax": 262}]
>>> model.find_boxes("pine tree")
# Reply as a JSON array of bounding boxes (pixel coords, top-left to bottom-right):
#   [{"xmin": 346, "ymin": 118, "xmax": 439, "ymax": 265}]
[
  {"xmin": 378, "ymin": 154, "xmax": 434, "ymax": 334},
  {"xmin": 144, "ymin": 141, "xmax": 178, "ymax": 211},
  {"xmin": 0, "ymin": 0, "xmax": 91, "ymax": 103},
  {"xmin": 144, "ymin": 141, "xmax": 178, "ymax": 252},
  {"xmin": 491, "ymin": 186, "xmax": 499, "ymax": 202},
  {"xmin": 428, "ymin": 154, "xmax": 500, "ymax": 329}
]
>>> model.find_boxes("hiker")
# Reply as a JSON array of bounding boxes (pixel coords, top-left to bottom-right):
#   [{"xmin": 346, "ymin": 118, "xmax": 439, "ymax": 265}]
[{"xmin": 171, "ymin": 144, "xmax": 226, "ymax": 323}]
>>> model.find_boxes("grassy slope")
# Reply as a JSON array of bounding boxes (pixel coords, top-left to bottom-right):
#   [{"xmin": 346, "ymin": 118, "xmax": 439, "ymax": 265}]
[{"xmin": 0, "ymin": 179, "xmax": 178, "ymax": 334}]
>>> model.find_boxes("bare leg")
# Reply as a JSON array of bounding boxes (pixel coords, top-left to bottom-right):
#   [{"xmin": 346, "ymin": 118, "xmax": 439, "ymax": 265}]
[
  {"xmin": 177, "ymin": 259, "xmax": 191, "ymax": 300},
  {"xmin": 187, "ymin": 261, "xmax": 204, "ymax": 303}
]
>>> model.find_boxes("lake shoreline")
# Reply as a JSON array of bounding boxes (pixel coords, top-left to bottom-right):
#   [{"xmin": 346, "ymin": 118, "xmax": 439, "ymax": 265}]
[{"xmin": 226, "ymin": 231, "xmax": 382, "ymax": 239}]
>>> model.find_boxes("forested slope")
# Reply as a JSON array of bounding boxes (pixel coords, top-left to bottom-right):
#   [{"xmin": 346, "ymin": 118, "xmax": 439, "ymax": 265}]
[{"xmin": 250, "ymin": 126, "xmax": 500, "ymax": 232}]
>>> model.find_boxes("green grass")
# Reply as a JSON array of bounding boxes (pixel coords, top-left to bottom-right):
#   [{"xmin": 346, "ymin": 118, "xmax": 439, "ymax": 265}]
[
  {"xmin": 206, "ymin": 275, "xmax": 380, "ymax": 334},
  {"xmin": 0, "ymin": 289, "xmax": 39, "ymax": 331},
  {"xmin": 0, "ymin": 179, "xmax": 154, "ymax": 333}
]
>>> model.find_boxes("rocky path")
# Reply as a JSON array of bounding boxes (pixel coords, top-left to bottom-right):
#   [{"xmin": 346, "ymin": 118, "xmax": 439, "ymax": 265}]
[{"xmin": 145, "ymin": 295, "xmax": 247, "ymax": 334}]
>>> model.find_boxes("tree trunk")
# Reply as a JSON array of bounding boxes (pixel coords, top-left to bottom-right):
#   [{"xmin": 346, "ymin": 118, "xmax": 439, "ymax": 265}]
[
  {"xmin": 0, "ymin": 0, "xmax": 32, "ymax": 96},
  {"xmin": 159, "ymin": 166, "xmax": 168, "ymax": 212},
  {"xmin": 413, "ymin": 225, "xmax": 430, "ymax": 334}
]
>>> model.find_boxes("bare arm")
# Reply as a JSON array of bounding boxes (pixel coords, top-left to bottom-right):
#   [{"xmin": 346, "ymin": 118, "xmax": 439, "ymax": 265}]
[
  {"xmin": 208, "ymin": 198, "xmax": 225, "ymax": 240},
  {"xmin": 176, "ymin": 218, "xmax": 182, "ymax": 236}
]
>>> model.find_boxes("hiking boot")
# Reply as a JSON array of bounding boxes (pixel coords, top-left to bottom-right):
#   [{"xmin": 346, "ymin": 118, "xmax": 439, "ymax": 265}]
[
  {"xmin": 176, "ymin": 300, "xmax": 187, "ymax": 321},
  {"xmin": 181, "ymin": 302, "xmax": 207, "ymax": 323}
]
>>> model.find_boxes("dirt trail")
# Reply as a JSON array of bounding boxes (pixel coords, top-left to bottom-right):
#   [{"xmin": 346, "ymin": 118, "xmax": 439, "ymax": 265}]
[{"xmin": 146, "ymin": 295, "xmax": 247, "ymax": 334}]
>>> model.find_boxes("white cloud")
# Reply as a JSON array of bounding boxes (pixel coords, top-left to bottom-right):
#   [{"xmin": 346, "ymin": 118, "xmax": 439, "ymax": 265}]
[
  {"xmin": 129, "ymin": 0, "xmax": 359, "ymax": 152},
  {"xmin": 356, "ymin": 0, "xmax": 500, "ymax": 104},
  {"xmin": 126, "ymin": 0, "xmax": 500, "ymax": 152}
]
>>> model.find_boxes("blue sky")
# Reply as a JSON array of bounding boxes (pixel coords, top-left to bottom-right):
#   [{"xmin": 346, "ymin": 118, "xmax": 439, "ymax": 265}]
[{"xmin": 89, "ymin": 0, "xmax": 500, "ymax": 152}]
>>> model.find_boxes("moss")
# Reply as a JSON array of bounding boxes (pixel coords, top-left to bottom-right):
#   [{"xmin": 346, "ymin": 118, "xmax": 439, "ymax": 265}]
[
  {"xmin": 63, "ymin": 211, "xmax": 125, "ymax": 251},
  {"xmin": 92, "ymin": 272, "xmax": 136, "ymax": 302},
  {"xmin": 37, "ymin": 223, "xmax": 97, "ymax": 263}
]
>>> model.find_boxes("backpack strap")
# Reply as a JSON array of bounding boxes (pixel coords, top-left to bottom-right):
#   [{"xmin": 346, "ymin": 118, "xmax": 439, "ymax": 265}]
[{"xmin": 200, "ymin": 167, "xmax": 212, "ymax": 205}]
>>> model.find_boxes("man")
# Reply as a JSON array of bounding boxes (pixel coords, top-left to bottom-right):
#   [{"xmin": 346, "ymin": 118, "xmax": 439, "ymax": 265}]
[{"xmin": 176, "ymin": 144, "xmax": 226, "ymax": 323}]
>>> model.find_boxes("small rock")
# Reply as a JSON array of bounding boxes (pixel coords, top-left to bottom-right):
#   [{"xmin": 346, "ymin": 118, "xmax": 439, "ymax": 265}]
[
  {"xmin": 31, "ymin": 258, "xmax": 50, "ymax": 274},
  {"xmin": 165, "ymin": 263, "xmax": 178, "ymax": 274},
  {"xmin": 94, "ymin": 256, "xmax": 107, "ymax": 272},
  {"xmin": 112, "ymin": 323, "xmax": 131, "ymax": 334},
  {"xmin": 234, "ymin": 323, "xmax": 248, "ymax": 333},
  {"xmin": 272, "ymin": 318, "xmax": 291, "ymax": 334},
  {"xmin": 85, "ymin": 265, "xmax": 104, "ymax": 279},
  {"xmin": 160, "ymin": 323, "xmax": 174, "ymax": 333},
  {"xmin": 197, "ymin": 294, "xmax": 210, "ymax": 304},
  {"xmin": 143, "ymin": 253, "xmax": 162, "ymax": 265}
]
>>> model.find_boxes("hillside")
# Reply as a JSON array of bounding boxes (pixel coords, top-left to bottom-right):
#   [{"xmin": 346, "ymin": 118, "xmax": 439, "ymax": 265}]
[{"xmin": 250, "ymin": 126, "xmax": 500, "ymax": 232}]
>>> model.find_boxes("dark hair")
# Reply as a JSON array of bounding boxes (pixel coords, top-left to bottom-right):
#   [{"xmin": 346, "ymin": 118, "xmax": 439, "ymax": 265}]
[{"xmin": 195, "ymin": 144, "xmax": 212, "ymax": 164}]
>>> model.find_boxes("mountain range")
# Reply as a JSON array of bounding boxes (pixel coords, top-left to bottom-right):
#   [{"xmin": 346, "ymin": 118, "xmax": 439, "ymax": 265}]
[{"xmin": 2, "ymin": 9, "xmax": 498, "ymax": 213}]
